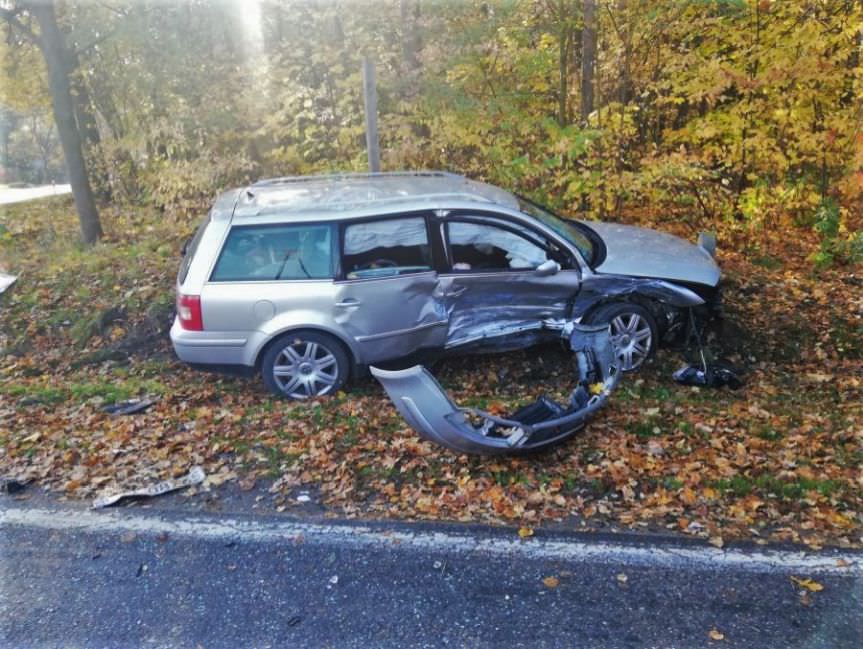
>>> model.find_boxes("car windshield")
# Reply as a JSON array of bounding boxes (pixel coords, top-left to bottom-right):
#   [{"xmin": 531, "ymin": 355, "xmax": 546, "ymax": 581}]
[{"xmin": 516, "ymin": 196, "xmax": 595, "ymax": 265}]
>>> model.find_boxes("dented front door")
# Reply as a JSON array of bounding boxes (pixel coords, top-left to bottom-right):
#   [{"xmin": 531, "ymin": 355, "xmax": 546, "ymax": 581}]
[{"xmin": 439, "ymin": 215, "xmax": 581, "ymax": 349}]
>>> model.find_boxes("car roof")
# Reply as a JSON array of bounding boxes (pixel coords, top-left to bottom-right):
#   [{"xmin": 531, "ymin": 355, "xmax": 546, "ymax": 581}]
[{"xmin": 210, "ymin": 171, "xmax": 521, "ymax": 223}]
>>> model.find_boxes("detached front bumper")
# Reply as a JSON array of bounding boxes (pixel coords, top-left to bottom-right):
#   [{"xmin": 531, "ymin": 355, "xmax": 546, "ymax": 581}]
[{"xmin": 371, "ymin": 324, "xmax": 620, "ymax": 455}]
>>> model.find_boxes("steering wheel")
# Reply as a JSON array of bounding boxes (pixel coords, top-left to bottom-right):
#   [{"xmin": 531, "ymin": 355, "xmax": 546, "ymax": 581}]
[{"xmin": 357, "ymin": 258, "xmax": 398, "ymax": 271}]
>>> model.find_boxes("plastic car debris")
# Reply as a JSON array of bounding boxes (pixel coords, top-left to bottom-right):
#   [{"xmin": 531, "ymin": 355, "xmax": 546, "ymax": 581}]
[
  {"xmin": 674, "ymin": 306, "xmax": 744, "ymax": 390},
  {"xmin": 1, "ymin": 477, "xmax": 29, "ymax": 495},
  {"xmin": 370, "ymin": 323, "xmax": 620, "ymax": 455},
  {"xmin": 673, "ymin": 361, "xmax": 743, "ymax": 390},
  {"xmin": 101, "ymin": 398, "xmax": 156, "ymax": 416},
  {"xmin": 92, "ymin": 466, "xmax": 205, "ymax": 508},
  {"xmin": 0, "ymin": 273, "xmax": 16, "ymax": 295}
]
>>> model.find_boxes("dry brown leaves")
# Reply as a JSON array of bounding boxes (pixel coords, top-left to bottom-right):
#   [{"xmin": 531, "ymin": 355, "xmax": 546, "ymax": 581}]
[{"xmin": 0, "ymin": 200, "xmax": 861, "ymax": 548}]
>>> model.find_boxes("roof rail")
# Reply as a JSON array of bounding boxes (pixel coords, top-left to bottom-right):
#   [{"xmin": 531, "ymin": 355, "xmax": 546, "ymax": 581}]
[
  {"xmin": 244, "ymin": 191, "xmax": 498, "ymax": 218},
  {"xmin": 250, "ymin": 170, "xmax": 460, "ymax": 188}
]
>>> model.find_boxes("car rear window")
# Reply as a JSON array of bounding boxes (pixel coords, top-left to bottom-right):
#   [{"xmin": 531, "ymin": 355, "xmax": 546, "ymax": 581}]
[{"xmin": 210, "ymin": 223, "xmax": 335, "ymax": 281}]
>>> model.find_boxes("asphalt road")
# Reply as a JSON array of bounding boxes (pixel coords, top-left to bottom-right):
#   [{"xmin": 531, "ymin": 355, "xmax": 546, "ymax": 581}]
[
  {"xmin": 0, "ymin": 183, "xmax": 71, "ymax": 205},
  {"xmin": 1, "ymin": 503, "xmax": 860, "ymax": 649}
]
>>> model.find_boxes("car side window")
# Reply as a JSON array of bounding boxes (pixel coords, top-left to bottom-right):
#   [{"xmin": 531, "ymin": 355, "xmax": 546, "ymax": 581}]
[
  {"xmin": 210, "ymin": 223, "xmax": 334, "ymax": 281},
  {"xmin": 342, "ymin": 216, "xmax": 433, "ymax": 279},
  {"xmin": 446, "ymin": 220, "xmax": 551, "ymax": 272}
]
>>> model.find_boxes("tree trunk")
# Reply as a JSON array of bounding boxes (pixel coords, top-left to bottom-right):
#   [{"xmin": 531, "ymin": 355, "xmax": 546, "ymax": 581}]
[
  {"xmin": 29, "ymin": 1, "xmax": 102, "ymax": 244},
  {"xmin": 617, "ymin": 0, "xmax": 632, "ymax": 104},
  {"xmin": 580, "ymin": 0, "xmax": 597, "ymax": 122},
  {"xmin": 400, "ymin": 0, "xmax": 421, "ymax": 72}
]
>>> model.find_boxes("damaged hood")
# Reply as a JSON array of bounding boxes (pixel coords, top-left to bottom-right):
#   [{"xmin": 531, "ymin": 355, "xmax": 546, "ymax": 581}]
[{"xmin": 586, "ymin": 221, "xmax": 720, "ymax": 287}]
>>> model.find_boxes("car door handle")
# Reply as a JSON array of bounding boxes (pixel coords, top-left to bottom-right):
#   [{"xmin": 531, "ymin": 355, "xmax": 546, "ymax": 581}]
[
  {"xmin": 335, "ymin": 299, "xmax": 361, "ymax": 307},
  {"xmin": 444, "ymin": 286, "xmax": 467, "ymax": 298}
]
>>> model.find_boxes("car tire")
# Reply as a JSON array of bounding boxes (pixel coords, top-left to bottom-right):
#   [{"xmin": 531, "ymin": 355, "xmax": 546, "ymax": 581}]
[
  {"xmin": 261, "ymin": 331, "xmax": 350, "ymax": 399},
  {"xmin": 586, "ymin": 302, "xmax": 658, "ymax": 372}
]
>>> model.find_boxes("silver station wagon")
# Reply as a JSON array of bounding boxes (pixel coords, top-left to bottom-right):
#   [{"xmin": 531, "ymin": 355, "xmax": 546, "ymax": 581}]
[{"xmin": 171, "ymin": 172, "xmax": 721, "ymax": 399}]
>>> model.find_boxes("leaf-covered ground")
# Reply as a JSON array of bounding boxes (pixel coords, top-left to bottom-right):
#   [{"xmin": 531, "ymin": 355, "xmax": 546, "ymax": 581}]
[{"xmin": 1, "ymin": 197, "xmax": 861, "ymax": 549}]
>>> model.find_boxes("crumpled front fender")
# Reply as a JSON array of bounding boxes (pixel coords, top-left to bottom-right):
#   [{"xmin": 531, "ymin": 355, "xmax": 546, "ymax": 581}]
[{"xmin": 371, "ymin": 324, "xmax": 620, "ymax": 455}]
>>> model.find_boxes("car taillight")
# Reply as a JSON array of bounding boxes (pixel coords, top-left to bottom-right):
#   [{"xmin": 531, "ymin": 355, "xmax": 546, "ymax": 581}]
[{"xmin": 177, "ymin": 294, "xmax": 203, "ymax": 331}]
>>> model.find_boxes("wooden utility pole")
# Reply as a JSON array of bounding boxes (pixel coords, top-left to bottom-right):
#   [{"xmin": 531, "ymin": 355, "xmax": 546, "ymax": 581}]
[{"xmin": 362, "ymin": 57, "xmax": 380, "ymax": 173}]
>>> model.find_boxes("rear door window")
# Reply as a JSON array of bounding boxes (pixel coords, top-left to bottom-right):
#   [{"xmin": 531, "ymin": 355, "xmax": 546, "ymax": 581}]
[
  {"xmin": 210, "ymin": 223, "xmax": 335, "ymax": 281},
  {"xmin": 342, "ymin": 216, "xmax": 433, "ymax": 279}
]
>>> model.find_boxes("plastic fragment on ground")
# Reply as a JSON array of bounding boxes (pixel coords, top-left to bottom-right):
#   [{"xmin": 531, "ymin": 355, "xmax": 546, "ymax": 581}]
[{"xmin": 92, "ymin": 466, "xmax": 205, "ymax": 509}]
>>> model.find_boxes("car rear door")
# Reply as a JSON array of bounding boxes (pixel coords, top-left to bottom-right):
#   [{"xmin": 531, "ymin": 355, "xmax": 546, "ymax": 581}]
[
  {"xmin": 333, "ymin": 213, "xmax": 448, "ymax": 364},
  {"xmin": 437, "ymin": 212, "xmax": 581, "ymax": 349}
]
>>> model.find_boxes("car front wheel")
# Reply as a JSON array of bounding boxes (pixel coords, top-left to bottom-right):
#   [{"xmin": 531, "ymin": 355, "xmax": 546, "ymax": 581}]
[
  {"xmin": 261, "ymin": 331, "xmax": 350, "ymax": 399},
  {"xmin": 586, "ymin": 302, "xmax": 657, "ymax": 371}
]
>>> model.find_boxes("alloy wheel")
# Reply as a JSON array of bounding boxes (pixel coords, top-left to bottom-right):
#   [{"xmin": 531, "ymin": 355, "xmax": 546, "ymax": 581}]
[
  {"xmin": 272, "ymin": 340, "xmax": 339, "ymax": 398},
  {"xmin": 609, "ymin": 312, "xmax": 653, "ymax": 370}
]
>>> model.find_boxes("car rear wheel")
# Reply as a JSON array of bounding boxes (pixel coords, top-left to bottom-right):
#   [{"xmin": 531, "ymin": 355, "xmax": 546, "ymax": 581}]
[
  {"xmin": 261, "ymin": 331, "xmax": 350, "ymax": 399},
  {"xmin": 586, "ymin": 302, "xmax": 657, "ymax": 371}
]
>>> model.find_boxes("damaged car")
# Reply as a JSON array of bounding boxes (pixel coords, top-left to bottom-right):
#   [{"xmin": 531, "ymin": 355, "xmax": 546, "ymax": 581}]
[{"xmin": 171, "ymin": 171, "xmax": 721, "ymax": 399}]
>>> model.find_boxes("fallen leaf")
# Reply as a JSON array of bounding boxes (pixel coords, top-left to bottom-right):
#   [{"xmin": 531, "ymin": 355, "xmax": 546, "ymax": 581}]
[
  {"xmin": 518, "ymin": 526, "xmax": 534, "ymax": 539},
  {"xmin": 616, "ymin": 573, "xmax": 628, "ymax": 584},
  {"xmin": 790, "ymin": 576, "xmax": 824, "ymax": 592},
  {"xmin": 708, "ymin": 628, "xmax": 725, "ymax": 641},
  {"xmin": 709, "ymin": 536, "xmax": 724, "ymax": 548},
  {"xmin": 542, "ymin": 576, "xmax": 559, "ymax": 588},
  {"xmin": 681, "ymin": 487, "xmax": 697, "ymax": 505}
]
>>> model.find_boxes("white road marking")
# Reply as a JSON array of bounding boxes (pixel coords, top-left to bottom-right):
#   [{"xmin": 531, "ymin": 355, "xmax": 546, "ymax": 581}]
[{"xmin": 1, "ymin": 505, "xmax": 859, "ymax": 576}]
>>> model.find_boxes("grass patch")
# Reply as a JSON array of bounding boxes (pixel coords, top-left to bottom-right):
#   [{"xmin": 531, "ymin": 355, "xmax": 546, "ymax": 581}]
[
  {"xmin": 713, "ymin": 474, "xmax": 842, "ymax": 500},
  {"xmin": 756, "ymin": 427, "xmax": 783, "ymax": 441},
  {"xmin": 752, "ymin": 255, "xmax": 783, "ymax": 270},
  {"xmin": 627, "ymin": 418, "xmax": 662, "ymax": 438},
  {"xmin": 4, "ymin": 384, "xmax": 66, "ymax": 405},
  {"xmin": 3, "ymin": 378, "xmax": 166, "ymax": 406}
]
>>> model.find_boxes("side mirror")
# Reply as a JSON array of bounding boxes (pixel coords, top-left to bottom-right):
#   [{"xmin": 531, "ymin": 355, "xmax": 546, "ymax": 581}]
[
  {"xmin": 535, "ymin": 259, "xmax": 561, "ymax": 277},
  {"xmin": 697, "ymin": 232, "xmax": 717, "ymax": 258}
]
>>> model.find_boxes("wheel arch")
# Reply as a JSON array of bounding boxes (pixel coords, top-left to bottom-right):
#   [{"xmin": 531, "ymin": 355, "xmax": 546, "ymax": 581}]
[
  {"xmin": 576, "ymin": 276, "xmax": 705, "ymax": 334},
  {"xmin": 254, "ymin": 326, "xmax": 359, "ymax": 379},
  {"xmin": 582, "ymin": 293, "xmax": 666, "ymax": 333}
]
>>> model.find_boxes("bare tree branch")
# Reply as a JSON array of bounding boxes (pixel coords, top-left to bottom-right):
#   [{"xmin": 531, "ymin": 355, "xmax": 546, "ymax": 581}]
[{"xmin": 72, "ymin": 23, "xmax": 122, "ymax": 56}]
